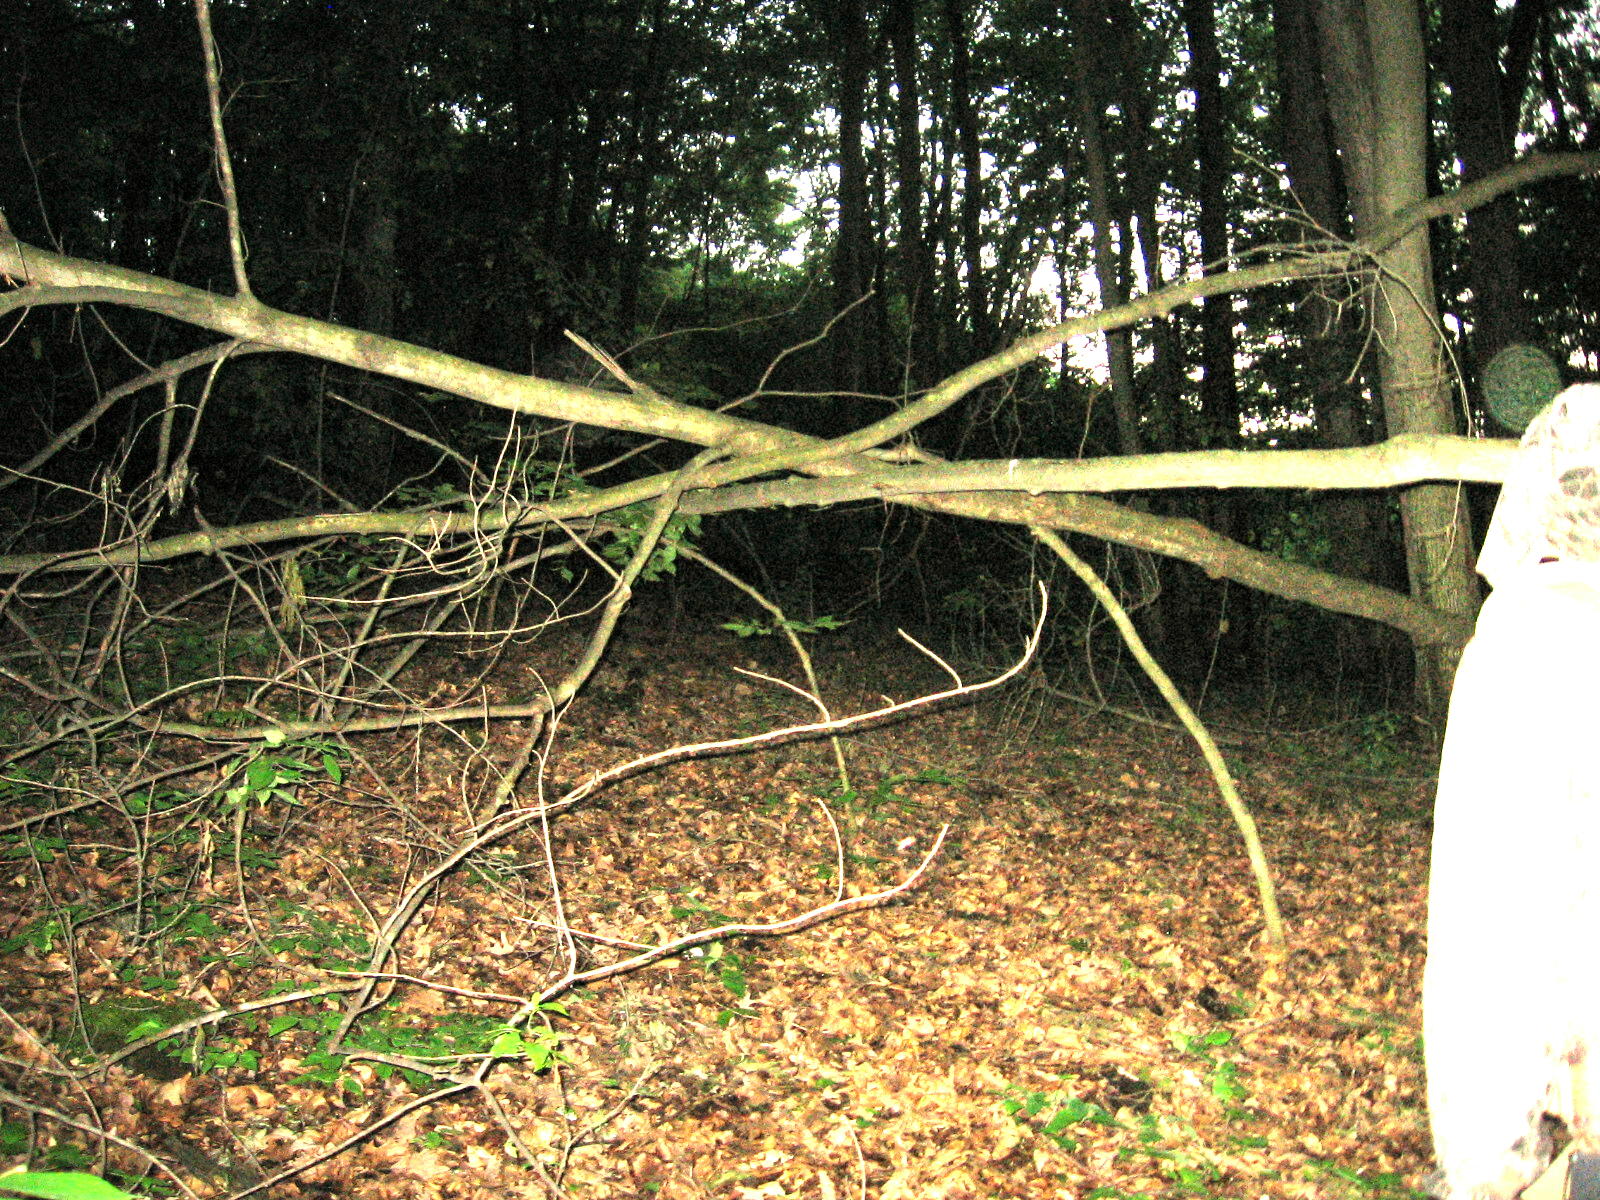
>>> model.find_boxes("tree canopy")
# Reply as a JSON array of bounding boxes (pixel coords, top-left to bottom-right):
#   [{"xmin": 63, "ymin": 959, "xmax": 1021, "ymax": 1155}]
[{"xmin": 1, "ymin": 0, "xmax": 1598, "ymax": 697}]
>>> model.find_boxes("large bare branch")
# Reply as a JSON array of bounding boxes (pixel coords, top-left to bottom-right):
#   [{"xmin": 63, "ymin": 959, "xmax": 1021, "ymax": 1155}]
[
  {"xmin": 1, "ymin": 152, "xmax": 1590, "ymax": 655},
  {"xmin": 691, "ymin": 434, "xmax": 1517, "ymax": 502},
  {"xmin": 0, "ymin": 433, "xmax": 1515, "ymax": 577},
  {"xmin": 0, "ymin": 433, "xmax": 1489, "ymax": 652},
  {"xmin": 3, "ymin": 153, "xmax": 1591, "ymax": 459},
  {"xmin": 691, "ymin": 486, "xmax": 1479, "ymax": 647},
  {"xmin": 0, "ymin": 436, "xmax": 1493, "ymax": 652}
]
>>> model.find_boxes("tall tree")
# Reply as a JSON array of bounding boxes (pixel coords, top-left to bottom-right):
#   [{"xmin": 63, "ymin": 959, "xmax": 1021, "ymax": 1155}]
[
  {"xmin": 1115, "ymin": 2, "xmax": 1184, "ymax": 453},
  {"xmin": 888, "ymin": 0, "xmax": 933, "ymax": 383},
  {"xmin": 1068, "ymin": 0, "xmax": 1141, "ymax": 455},
  {"xmin": 1315, "ymin": 0, "xmax": 1481, "ymax": 709},
  {"xmin": 1184, "ymin": 0, "xmax": 1239, "ymax": 456},
  {"xmin": 944, "ymin": 0, "xmax": 996, "ymax": 355},
  {"xmin": 828, "ymin": 0, "xmax": 873, "ymax": 392},
  {"xmin": 1271, "ymin": 0, "xmax": 1397, "ymax": 685},
  {"xmin": 612, "ymin": 0, "xmax": 671, "ymax": 337},
  {"xmin": 339, "ymin": 0, "xmax": 416, "ymax": 492},
  {"xmin": 1438, "ymin": 0, "xmax": 1542, "ymax": 380}
]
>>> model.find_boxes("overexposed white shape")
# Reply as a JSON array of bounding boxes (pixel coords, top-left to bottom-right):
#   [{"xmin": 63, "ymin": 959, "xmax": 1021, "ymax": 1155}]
[{"xmin": 1426, "ymin": 384, "xmax": 1600, "ymax": 1198}]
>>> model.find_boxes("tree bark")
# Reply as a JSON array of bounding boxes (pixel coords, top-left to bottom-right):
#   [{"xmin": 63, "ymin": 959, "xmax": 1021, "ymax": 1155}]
[
  {"xmin": 1315, "ymin": 0, "xmax": 1482, "ymax": 712},
  {"xmin": 1184, "ymin": 0, "xmax": 1239, "ymax": 455},
  {"xmin": 614, "ymin": 0, "xmax": 670, "ymax": 336},
  {"xmin": 342, "ymin": 2, "xmax": 412, "ymax": 497},
  {"xmin": 1273, "ymin": 0, "xmax": 1398, "ymax": 683},
  {"xmin": 1068, "ymin": 0, "xmax": 1140, "ymax": 456},
  {"xmin": 1173, "ymin": 0, "xmax": 1249, "ymax": 681},
  {"xmin": 944, "ymin": 0, "xmax": 995, "ymax": 354},
  {"xmin": 830, "ymin": 0, "xmax": 873, "ymax": 392},
  {"xmin": 1438, "ymin": 0, "xmax": 1540, "ymax": 378},
  {"xmin": 888, "ymin": 0, "xmax": 930, "ymax": 376}
]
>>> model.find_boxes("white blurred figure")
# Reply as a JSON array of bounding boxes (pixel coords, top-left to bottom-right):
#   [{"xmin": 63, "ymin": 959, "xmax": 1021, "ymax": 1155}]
[{"xmin": 1426, "ymin": 384, "xmax": 1600, "ymax": 1199}]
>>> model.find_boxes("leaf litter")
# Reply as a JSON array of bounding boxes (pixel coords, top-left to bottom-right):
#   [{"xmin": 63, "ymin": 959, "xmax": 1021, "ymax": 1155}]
[{"xmin": 0, "ymin": 625, "xmax": 1435, "ymax": 1199}]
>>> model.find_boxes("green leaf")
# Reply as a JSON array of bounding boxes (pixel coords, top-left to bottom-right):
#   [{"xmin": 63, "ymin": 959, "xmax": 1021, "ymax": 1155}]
[
  {"xmin": 0, "ymin": 1172, "xmax": 140, "ymax": 1200},
  {"xmin": 489, "ymin": 1029, "xmax": 527, "ymax": 1057},
  {"xmin": 719, "ymin": 966, "xmax": 748, "ymax": 998},
  {"xmin": 1042, "ymin": 1110, "xmax": 1078, "ymax": 1137},
  {"xmin": 1057, "ymin": 1097, "xmax": 1090, "ymax": 1122}
]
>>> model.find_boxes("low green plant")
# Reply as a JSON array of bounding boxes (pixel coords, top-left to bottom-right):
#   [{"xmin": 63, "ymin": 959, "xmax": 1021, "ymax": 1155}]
[
  {"xmin": 198, "ymin": 708, "xmax": 253, "ymax": 729},
  {"xmin": 389, "ymin": 482, "xmax": 470, "ymax": 511},
  {"xmin": 1339, "ymin": 1006, "xmax": 1410, "ymax": 1053},
  {"xmin": 668, "ymin": 894, "xmax": 736, "ymax": 927},
  {"xmin": 70, "ymin": 995, "xmax": 203, "ymax": 1078},
  {"xmin": 1259, "ymin": 505, "xmax": 1333, "ymax": 568},
  {"xmin": 0, "ymin": 771, "xmax": 48, "ymax": 808},
  {"xmin": 1, "ymin": 832, "xmax": 67, "ymax": 864},
  {"xmin": 1173, "ymin": 1028, "xmax": 1251, "ymax": 1109},
  {"xmin": 191, "ymin": 1044, "xmax": 260, "ymax": 1073},
  {"xmin": 669, "ymin": 895, "xmax": 758, "ymax": 1022},
  {"xmin": 816, "ymin": 773, "xmax": 934, "ymax": 821},
  {"xmin": 272, "ymin": 1001, "xmax": 571, "ymax": 1092},
  {"xmin": 1344, "ymin": 711, "xmax": 1413, "ymax": 774},
  {"xmin": 412, "ymin": 1127, "xmax": 457, "ymax": 1150},
  {"xmin": 125, "ymin": 624, "xmax": 275, "ymax": 697},
  {"xmin": 487, "ymin": 462, "xmax": 701, "ymax": 583},
  {"xmin": 111, "ymin": 964, "xmax": 182, "ymax": 993},
  {"xmin": 1116, "ymin": 1112, "xmax": 1233, "ymax": 1195},
  {"xmin": 34, "ymin": 1148, "xmax": 91, "ymax": 1174},
  {"xmin": 686, "ymin": 940, "xmax": 748, "ymax": 1002},
  {"xmin": 1000, "ymin": 1083, "xmax": 1121, "ymax": 1151},
  {"xmin": 1304, "ymin": 1159, "xmax": 1428, "ymax": 1199},
  {"xmin": 0, "ymin": 910, "xmax": 86, "ymax": 954},
  {"xmin": 484, "ymin": 1016, "xmax": 570, "ymax": 1069},
  {"xmin": 602, "ymin": 502, "xmax": 700, "ymax": 582},
  {"xmin": 300, "ymin": 535, "xmax": 390, "ymax": 592},
  {"xmin": 1001, "ymin": 1054, "xmax": 1267, "ymax": 1196},
  {"xmin": 142, "ymin": 904, "xmax": 225, "ymax": 947},
  {"xmin": 221, "ymin": 730, "xmax": 347, "ymax": 812},
  {"xmin": 119, "ymin": 787, "xmax": 187, "ymax": 817},
  {"xmin": 266, "ymin": 901, "xmax": 370, "ymax": 970}
]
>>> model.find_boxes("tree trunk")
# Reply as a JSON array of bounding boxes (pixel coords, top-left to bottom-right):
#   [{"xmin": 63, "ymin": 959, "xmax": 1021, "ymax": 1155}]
[
  {"xmin": 888, "ymin": 0, "xmax": 930, "ymax": 382},
  {"xmin": 614, "ymin": 0, "xmax": 669, "ymax": 337},
  {"xmin": 1173, "ymin": 0, "xmax": 1248, "ymax": 686},
  {"xmin": 1273, "ymin": 0, "xmax": 1391, "ymax": 589},
  {"xmin": 1126, "ymin": 139, "xmax": 1183, "ymax": 452},
  {"xmin": 1069, "ymin": 0, "xmax": 1140, "ymax": 456},
  {"xmin": 831, "ymin": 0, "xmax": 872, "ymax": 393},
  {"xmin": 1106, "ymin": 0, "xmax": 1183, "ymax": 452},
  {"xmin": 343, "ymin": 3, "xmax": 411, "ymax": 498},
  {"xmin": 944, "ymin": 0, "xmax": 995, "ymax": 354},
  {"xmin": 1439, "ymin": 0, "xmax": 1540, "ymax": 380},
  {"xmin": 514, "ymin": 3, "xmax": 576, "ymax": 364},
  {"xmin": 1184, "ymin": 0, "xmax": 1239, "ymax": 456},
  {"xmin": 1315, "ymin": 0, "xmax": 1481, "ymax": 713}
]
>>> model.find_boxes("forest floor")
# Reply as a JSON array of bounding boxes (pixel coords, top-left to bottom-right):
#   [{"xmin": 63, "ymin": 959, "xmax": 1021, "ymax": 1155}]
[{"xmin": 0, "ymin": 619, "xmax": 1436, "ymax": 1200}]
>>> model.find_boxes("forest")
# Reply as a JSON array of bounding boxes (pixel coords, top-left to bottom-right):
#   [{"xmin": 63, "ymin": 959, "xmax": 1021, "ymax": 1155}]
[{"xmin": 0, "ymin": 0, "xmax": 1597, "ymax": 1196}]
